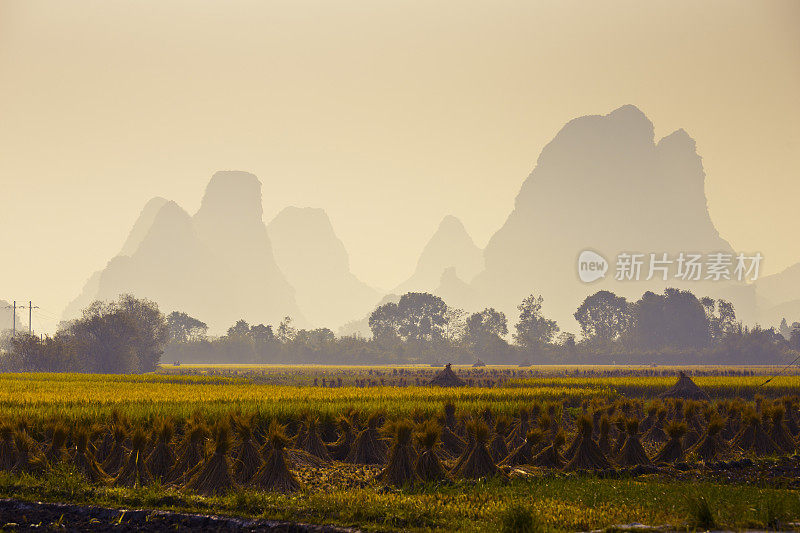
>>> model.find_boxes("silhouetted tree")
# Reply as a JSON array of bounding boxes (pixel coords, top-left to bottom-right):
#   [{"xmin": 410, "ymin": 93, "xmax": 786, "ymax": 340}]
[
  {"xmin": 227, "ymin": 319, "xmax": 251, "ymax": 338},
  {"xmin": 166, "ymin": 311, "xmax": 207, "ymax": 343},
  {"xmin": 513, "ymin": 294, "xmax": 559, "ymax": 351},
  {"xmin": 250, "ymin": 324, "xmax": 274, "ymax": 344},
  {"xmin": 466, "ymin": 308, "xmax": 510, "ymax": 363},
  {"xmin": 66, "ymin": 295, "xmax": 168, "ymax": 373},
  {"xmin": 574, "ymin": 290, "xmax": 631, "ymax": 343},
  {"xmin": 627, "ymin": 288, "xmax": 710, "ymax": 350},
  {"xmin": 789, "ymin": 323, "xmax": 800, "ymax": 351},
  {"xmin": 277, "ymin": 316, "xmax": 296, "ymax": 343},
  {"xmin": 466, "ymin": 308, "xmax": 507, "ymax": 344},
  {"xmin": 369, "ymin": 302, "xmax": 401, "ymax": 343},
  {"xmin": 700, "ymin": 297, "xmax": 737, "ymax": 343},
  {"xmin": 779, "ymin": 318, "xmax": 791, "ymax": 340},
  {"xmin": 396, "ymin": 292, "xmax": 448, "ymax": 343},
  {"xmin": 3, "ymin": 333, "xmax": 76, "ymax": 372}
]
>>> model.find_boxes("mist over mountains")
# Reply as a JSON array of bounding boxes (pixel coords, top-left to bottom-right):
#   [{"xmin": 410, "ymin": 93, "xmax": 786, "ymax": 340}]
[
  {"xmin": 395, "ymin": 215, "xmax": 484, "ymax": 294},
  {"xmin": 64, "ymin": 172, "xmax": 301, "ymax": 331},
  {"xmin": 469, "ymin": 104, "xmax": 755, "ymax": 329},
  {"xmin": 267, "ymin": 207, "xmax": 380, "ymax": 329},
  {"xmin": 62, "ymin": 105, "xmax": 786, "ymax": 335},
  {"xmin": 755, "ymin": 264, "xmax": 800, "ymax": 327}
]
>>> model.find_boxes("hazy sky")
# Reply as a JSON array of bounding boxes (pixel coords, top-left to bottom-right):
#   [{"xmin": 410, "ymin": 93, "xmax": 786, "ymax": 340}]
[{"xmin": 1, "ymin": 0, "xmax": 798, "ymax": 333}]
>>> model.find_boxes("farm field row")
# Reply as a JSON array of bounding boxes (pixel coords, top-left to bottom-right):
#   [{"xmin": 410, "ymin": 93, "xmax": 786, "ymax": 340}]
[{"xmin": 0, "ymin": 370, "xmax": 798, "ymax": 423}]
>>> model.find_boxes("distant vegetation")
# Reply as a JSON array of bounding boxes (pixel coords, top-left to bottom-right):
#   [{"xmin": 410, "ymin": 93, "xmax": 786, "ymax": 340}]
[
  {"xmin": 162, "ymin": 287, "xmax": 798, "ymax": 368},
  {"xmin": 4, "ymin": 287, "xmax": 796, "ymax": 373}
]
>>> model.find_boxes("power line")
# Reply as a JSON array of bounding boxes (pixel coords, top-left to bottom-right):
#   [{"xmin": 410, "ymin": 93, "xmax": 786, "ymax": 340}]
[
  {"xmin": 18, "ymin": 301, "xmax": 39, "ymax": 334},
  {"xmin": 758, "ymin": 352, "xmax": 800, "ymax": 387}
]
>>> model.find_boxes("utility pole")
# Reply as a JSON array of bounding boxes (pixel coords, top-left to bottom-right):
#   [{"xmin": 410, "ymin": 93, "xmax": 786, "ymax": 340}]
[
  {"xmin": 19, "ymin": 301, "xmax": 39, "ymax": 334},
  {"xmin": 4, "ymin": 301, "xmax": 16, "ymax": 336}
]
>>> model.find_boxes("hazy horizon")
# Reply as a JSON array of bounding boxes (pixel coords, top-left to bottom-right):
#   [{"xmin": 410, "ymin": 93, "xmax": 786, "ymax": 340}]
[{"xmin": 1, "ymin": 1, "xmax": 799, "ymax": 334}]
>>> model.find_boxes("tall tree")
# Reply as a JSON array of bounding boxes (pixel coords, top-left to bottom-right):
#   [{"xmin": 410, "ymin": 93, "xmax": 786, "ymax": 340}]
[
  {"xmin": 227, "ymin": 319, "xmax": 251, "ymax": 338},
  {"xmin": 779, "ymin": 318, "xmax": 791, "ymax": 340},
  {"xmin": 396, "ymin": 292, "xmax": 448, "ymax": 343},
  {"xmin": 369, "ymin": 302, "xmax": 400, "ymax": 342},
  {"xmin": 628, "ymin": 288, "xmax": 710, "ymax": 350},
  {"xmin": 166, "ymin": 311, "xmax": 208, "ymax": 343},
  {"xmin": 67, "ymin": 294, "xmax": 168, "ymax": 373},
  {"xmin": 513, "ymin": 294, "xmax": 559, "ymax": 350},
  {"xmin": 573, "ymin": 290, "xmax": 631, "ymax": 343},
  {"xmin": 277, "ymin": 316, "xmax": 296, "ymax": 343},
  {"xmin": 466, "ymin": 308, "xmax": 509, "ymax": 362},
  {"xmin": 250, "ymin": 323, "xmax": 275, "ymax": 344},
  {"xmin": 466, "ymin": 308, "xmax": 508, "ymax": 344}
]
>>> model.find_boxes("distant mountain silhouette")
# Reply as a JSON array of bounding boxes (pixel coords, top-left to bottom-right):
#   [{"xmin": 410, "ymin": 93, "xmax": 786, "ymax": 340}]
[
  {"xmin": 267, "ymin": 206, "xmax": 380, "ymax": 329},
  {"xmin": 468, "ymin": 105, "xmax": 754, "ymax": 329},
  {"xmin": 395, "ymin": 215, "xmax": 483, "ymax": 294},
  {"xmin": 119, "ymin": 197, "xmax": 169, "ymax": 256},
  {"xmin": 756, "ymin": 262, "xmax": 800, "ymax": 325},
  {"xmin": 64, "ymin": 197, "xmax": 171, "ymax": 319},
  {"xmin": 435, "ymin": 267, "xmax": 476, "ymax": 311},
  {"xmin": 64, "ymin": 172, "xmax": 301, "ymax": 332}
]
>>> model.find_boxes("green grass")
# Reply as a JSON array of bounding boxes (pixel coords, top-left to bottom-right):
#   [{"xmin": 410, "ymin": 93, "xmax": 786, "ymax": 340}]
[{"xmin": 1, "ymin": 466, "xmax": 797, "ymax": 532}]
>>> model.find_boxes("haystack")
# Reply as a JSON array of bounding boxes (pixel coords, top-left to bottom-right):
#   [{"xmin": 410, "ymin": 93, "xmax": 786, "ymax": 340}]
[
  {"xmin": 346, "ymin": 412, "xmax": 388, "ymax": 465},
  {"xmin": 505, "ymin": 408, "xmax": 530, "ymax": 450},
  {"xmin": 44, "ymin": 425, "xmax": 69, "ymax": 466},
  {"xmin": 451, "ymin": 428, "xmax": 474, "ymax": 473},
  {"xmin": 415, "ymin": 421, "xmax": 446, "ymax": 483},
  {"xmin": 502, "ymin": 429, "xmax": 542, "ymax": 466},
  {"xmin": 101, "ymin": 424, "xmax": 129, "ymax": 476},
  {"xmin": 11, "ymin": 431, "xmax": 45, "ymax": 475},
  {"xmin": 643, "ymin": 410, "xmax": 668, "ymax": 444},
  {"xmin": 73, "ymin": 428, "xmax": 108, "ymax": 484},
  {"xmin": 168, "ymin": 423, "xmax": 209, "ymax": 485},
  {"xmin": 454, "ymin": 421, "xmax": 498, "ymax": 479},
  {"xmin": 146, "ymin": 420, "xmax": 176, "ymax": 483},
  {"xmin": 440, "ymin": 423, "xmax": 466, "ymax": 457},
  {"xmin": 326, "ymin": 417, "xmax": 355, "ymax": 461},
  {"xmin": 377, "ymin": 420, "xmax": 419, "ymax": 487},
  {"xmin": 687, "ymin": 418, "xmax": 728, "ymax": 462},
  {"xmin": 640, "ymin": 403, "xmax": 659, "ymax": 433},
  {"xmin": 489, "ymin": 417, "xmax": 510, "ymax": 463},
  {"xmin": 611, "ymin": 416, "xmax": 627, "ymax": 456},
  {"xmin": 427, "ymin": 363, "xmax": 465, "ymax": 387},
  {"xmin": 781, "ymin": 398, "xmax": 799, "ymax": 435},
  {"xmin": 298, "ymin": 415, "xmax": 331, "ymax": 462},
  {"xmin": 530, "ymin": 431, "xmax": 566, "ymax": 469},
  {"xmin": 616, "ymin": 419, "xmax": 650, "ymax": 467},
  {"xmin": 185, "ymin": 424, "xmax": 235, "ymax": 496},
  {"xmin": 232, "ymin": 419, "xmax": 262, "ymax": 484},
  {"xmin": 115, "ymin": 428, "xmax": 152, "ymax": 488},
  {"xmin": 564, "ymin": 415, "xmax": 612, "ymax": 471},
  {"xmin": 721, "ymin": 404, "xmax": 742, "ymax": 441},
  {"xmin": 767, "ymin": 407, "xmax": 796, "ymax": 454},
  {"xmin": 251, "ymin": 421, "xmax": 302, "ymax": 493},
  {"xmin": 652, "ymin": 421, "xmax": 686, "ymax": 463},
  {"xmin": 659, "ymin": 372, "xmax": 709, "ymax": 401},
  {"xmin": 734, "ymin": 411, "xmax": 781, "ymax": 456}
]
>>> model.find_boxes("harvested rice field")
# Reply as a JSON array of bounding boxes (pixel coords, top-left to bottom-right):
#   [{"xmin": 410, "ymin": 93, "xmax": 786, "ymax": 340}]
[{"xmin": 1, "ymin": 366, "xmax": 800, "ymax": 532}]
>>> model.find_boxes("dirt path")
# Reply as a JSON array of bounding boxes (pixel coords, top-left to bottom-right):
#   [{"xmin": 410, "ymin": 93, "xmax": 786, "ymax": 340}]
[{"xmin": 0, "ymin": 499, "xmax": 361, "ymax": 532}]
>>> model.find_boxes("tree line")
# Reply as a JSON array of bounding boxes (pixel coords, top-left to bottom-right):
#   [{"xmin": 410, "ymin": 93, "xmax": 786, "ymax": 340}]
[
  {"xmin": 164, "ymin": 288, "xmax": 799, "ymax": 366},
  {"xmin": 2, "ymin": 288, "xmax": 798, "ymax": 372}
]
